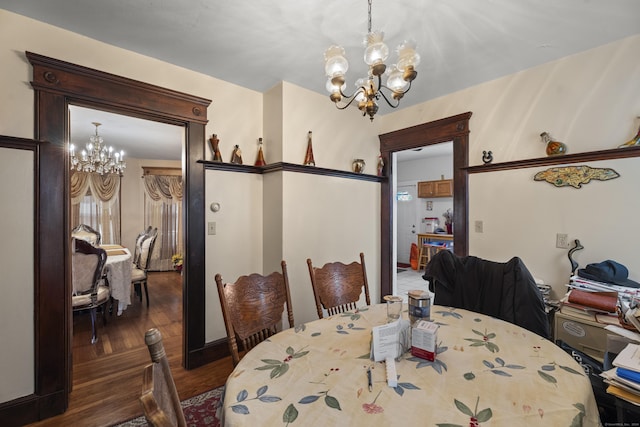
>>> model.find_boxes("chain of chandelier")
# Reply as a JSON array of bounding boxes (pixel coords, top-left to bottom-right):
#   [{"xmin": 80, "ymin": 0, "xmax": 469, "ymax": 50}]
[
  {"xmin": 70, "ymin": 122, "xmax": 126, "ymax": 175},
  {"xmin": 323, "ymin": 0, "xmax": 420, "ymax": 121}
]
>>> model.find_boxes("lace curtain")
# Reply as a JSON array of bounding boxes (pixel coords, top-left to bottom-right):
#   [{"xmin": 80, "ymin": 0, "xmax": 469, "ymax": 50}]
[
  {"xmin": 143, "ymin": 174, "xmax": 183, "ymax": 271},
  {"xmin": 70, "ymin": 171, "xmax": 121, "ymax": 244}
]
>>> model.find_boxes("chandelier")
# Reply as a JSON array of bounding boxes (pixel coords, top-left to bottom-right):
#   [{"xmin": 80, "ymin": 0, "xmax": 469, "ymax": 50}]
[
  {"xmin": 323, "ymin": 0, "xmax": 420, "ymax": 121},
  {"xmin": 70, "ymin": 122, "xmax": 126, "ymax": 175}
]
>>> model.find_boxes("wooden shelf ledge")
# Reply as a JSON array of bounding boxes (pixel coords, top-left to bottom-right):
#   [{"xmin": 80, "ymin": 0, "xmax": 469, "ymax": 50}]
[
  {"xmin": 465, "ymin": 146, "xmax": 640, "ymax": 174},
  {"xmin": 198, "ymin": 160, "xmax": 386, "ymax": 183}
]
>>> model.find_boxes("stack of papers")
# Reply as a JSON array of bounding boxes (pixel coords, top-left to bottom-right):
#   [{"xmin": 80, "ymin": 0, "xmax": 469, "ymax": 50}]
[
  {"xmin": 601, "ymin": 343, "xmax": 640, "ymax": 405},
  {"xmin": 569, "ymin": 275, "xmax": 640, "ymax": 306},
  {"xmin": 559, "ymin": 288, "xmax": 620, "ymax": 326}
]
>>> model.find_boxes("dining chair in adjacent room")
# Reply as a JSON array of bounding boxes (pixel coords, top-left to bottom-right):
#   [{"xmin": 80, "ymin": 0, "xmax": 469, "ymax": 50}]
[
  {"xmin": 131, "ymin": 227, "xmax": 158, "ymax": 307},
  {"xmin": 307, "ymin": 252, "xmax": 371, "ymax": 319},
  {"xmin": 71, "ymin": 223, "xmax": 102, "ymax": 246},
  {"xmin": 215, "ymin": 261, "xmax": 294, "ymax": 366},
  {"xmin": 71, "ymin": 238, "xmax": 109, "ymax": 344},
  {"xmin": 132, "ymin": 226, "xmax": 153, "ymax": 267},
  {"xmin": 140, "ymin": 328, "xmax": 187, "ymax": 427}
]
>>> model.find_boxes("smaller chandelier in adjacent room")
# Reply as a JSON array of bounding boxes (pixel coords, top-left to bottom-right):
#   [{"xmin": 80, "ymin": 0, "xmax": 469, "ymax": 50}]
[
  {"xmin": 70, "ymin": 122, "xmax": 126, "ymax": 175},
  {"xmin": 324, "ymin": 0, "xmax": 420, "ymax": 121}
]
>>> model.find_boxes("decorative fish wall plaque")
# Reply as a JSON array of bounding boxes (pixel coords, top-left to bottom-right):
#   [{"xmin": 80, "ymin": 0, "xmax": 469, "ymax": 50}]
[{"xmin": 533, "ymin": 165, "xmax": 619, "ymax": 188}]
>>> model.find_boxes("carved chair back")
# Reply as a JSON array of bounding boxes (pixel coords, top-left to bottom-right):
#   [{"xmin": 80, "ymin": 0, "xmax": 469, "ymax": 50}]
[
  {"xmin": 307, "ymin": 252, "xmax": 371, "ymax": 319},
  {"xmin": 215, "ymin": 261, "xmax": 294, "ymax": 366}
]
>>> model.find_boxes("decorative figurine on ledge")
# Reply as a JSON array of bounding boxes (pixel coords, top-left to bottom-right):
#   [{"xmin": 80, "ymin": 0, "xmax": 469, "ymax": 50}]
[
  {"xmin": 303, "ymin": 130, "xmax": 315, "ymax": 166},
  {"xmin": 208, "ymin": 134, "xmax": 223, "ymax": 162},
  {"xmin": 352, "ymin": 159, "xmax": 365, "ymax": 173},
  {"xmin": 482, "ymin": 150, "xmax": 493, "ymax": 164},
  {"xmin": 540, "ymin": 132, "xmax": 567, "ymax": 156},
  {"xmin": 254, "ymin": 138, "xmax": 266, "ymax": 166},
  {"xmin": 618, "ymin": 120, "xmax": 640, "ymax": 148},
  {"xmin": 230, "ymin": 144, "xmax": 243, "ymax": 164},
  {"xmin": 377, "ymin": 155, "xmax": 385, "ymax": 176}
]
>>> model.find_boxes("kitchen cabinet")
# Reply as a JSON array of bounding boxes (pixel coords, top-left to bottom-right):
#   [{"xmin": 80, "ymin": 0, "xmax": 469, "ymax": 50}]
[{"xmin": 418, "ymin": 179, "xmax": 453, "ymax": 198}]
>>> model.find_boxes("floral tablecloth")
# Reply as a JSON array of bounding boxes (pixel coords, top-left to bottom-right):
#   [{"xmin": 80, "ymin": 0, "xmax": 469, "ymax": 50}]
[{"xmin": 221, "ymin": 304, "xmax": 601, "ymax": 426}]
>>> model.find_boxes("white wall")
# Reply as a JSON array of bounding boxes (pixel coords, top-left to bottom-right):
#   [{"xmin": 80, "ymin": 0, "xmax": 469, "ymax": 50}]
[
  {"xmin": 470, "ymin": 158, "xmax": 640, "ymax": 295},
  {"xmin": 0, "ymin": 147, "xmax": 34, "ymax": 401},
  {"xmin": 204, "ymin": 169, "xmax": 264, "ymax": 342},
  {"xmin": 282, "ymin": 173, "xmax": 381, "ymax": 325},
  {"xmin": 377, "ymin": 35, "xmax": 640, "ymax": 299},
  {"xmin": 280, "ymin": 82, "xmax": 381, "ymax": 171}
]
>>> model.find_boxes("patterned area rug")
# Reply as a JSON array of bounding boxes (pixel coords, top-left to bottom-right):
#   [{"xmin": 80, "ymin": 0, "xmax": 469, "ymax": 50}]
[{"xmin": 113, "ymin": 386, "xmax": 225, "ymax": 426}]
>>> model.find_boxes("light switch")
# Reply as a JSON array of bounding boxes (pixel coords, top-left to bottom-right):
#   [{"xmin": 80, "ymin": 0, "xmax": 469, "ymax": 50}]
[
  {"xmin": 208, "ymin": 221, "xmax": 216, "ymax": 235},
  {"xmin": 475, "ymin": 220, "xmax": 483, "ymax": 233}
]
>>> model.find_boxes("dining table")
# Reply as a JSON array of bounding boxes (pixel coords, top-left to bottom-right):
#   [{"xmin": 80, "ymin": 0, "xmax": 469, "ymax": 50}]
[
  {"xmin": 221, "ymin": 303, "xmax": 602, "ymax": 426},
  {"xmin": 101, "ymin": 244, "xmax": 132, "ymax": 315}
]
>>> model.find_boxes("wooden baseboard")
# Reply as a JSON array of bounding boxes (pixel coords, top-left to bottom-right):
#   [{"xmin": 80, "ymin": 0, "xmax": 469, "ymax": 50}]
[
  {"xmin": 0, "ymin": 389, "xmax": 67, "ymax": 427},
  {"xmin": 186, "ymin": 338, "xmax": 230, "ymax": 370}
]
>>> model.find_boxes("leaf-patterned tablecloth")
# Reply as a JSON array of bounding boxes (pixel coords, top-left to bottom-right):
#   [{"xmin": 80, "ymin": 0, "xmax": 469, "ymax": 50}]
[{"xmin": 221, "ymin": 305, "xmax": 601, "ymax": 426}]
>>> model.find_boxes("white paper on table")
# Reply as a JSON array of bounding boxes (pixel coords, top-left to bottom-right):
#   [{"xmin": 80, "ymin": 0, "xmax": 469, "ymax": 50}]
[{"xmin": 370, "ymin": 319, "xmax": 410, "ymax": 362}]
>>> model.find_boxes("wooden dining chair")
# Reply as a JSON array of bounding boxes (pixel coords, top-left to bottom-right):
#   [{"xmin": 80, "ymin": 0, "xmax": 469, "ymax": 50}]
[
  {"xmin": 71, "ymin": 238, "xmax": 109, "ymax": 344},
  {"xmin": 140, "ymin": 328, "xmax": 187, "ymax": 427},
  {"xmin": 307, "ymin": 252, "xmax": 371, "ymax": 319},
  {"xmin": 215, "ymin": 261, "xmax": 294, "ymax": 366}
]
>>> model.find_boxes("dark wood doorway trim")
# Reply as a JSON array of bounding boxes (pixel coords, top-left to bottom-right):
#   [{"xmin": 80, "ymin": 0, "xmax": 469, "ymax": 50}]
[
  {"xmin": 378, "ymin": 112, "xmax": 472, "ymax": 299},
  {"xmin": 23, "ymin": 52, "xmax": 210, "ymax": 421}
]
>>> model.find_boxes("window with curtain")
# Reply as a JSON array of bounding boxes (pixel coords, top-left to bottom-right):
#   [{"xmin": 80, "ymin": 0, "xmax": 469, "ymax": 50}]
[
  {"xmin": 71, "ymin": 171, "xmax": 121, "ymax": 244},
  {"xmin": 142, "ymin": 168, "xmax": 183, "ymax": 271}
]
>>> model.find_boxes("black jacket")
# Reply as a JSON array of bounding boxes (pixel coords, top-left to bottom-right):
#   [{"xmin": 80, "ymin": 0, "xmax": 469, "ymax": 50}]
[{"xmin": 423, "ymin": 250, "xmax": 550, "ymax": 339}]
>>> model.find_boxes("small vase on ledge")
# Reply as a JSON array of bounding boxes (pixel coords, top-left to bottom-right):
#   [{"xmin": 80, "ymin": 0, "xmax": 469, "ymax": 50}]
[
  {"xmin": 254, "ymin": 138, "xmax": 266, "ymax": 166},
  {"xmin": 445, "ymin": 223, "xmax": 453, "ymax": 234},
  {"xmin": 352, "ymin": 159, "xmax": 365, "ymax": 173},
  {"xmin": 540, "ymin": 132, "xmax": 567, "ymax": 156}
]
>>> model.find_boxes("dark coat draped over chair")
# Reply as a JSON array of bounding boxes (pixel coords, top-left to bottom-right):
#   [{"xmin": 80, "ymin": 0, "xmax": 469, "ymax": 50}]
[{"xmin": 423, "ymin": 250, "xmax": 550, "ymax": 339}]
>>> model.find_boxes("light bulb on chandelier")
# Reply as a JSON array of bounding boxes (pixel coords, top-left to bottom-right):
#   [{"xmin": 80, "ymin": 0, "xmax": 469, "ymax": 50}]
[
  {"xmin": 323, "ymin": 0, "xmax": 420, "ymax": 121},
  {"xmin": 69, "ymin": 122, "xmax": 126, "ymax": 175}
]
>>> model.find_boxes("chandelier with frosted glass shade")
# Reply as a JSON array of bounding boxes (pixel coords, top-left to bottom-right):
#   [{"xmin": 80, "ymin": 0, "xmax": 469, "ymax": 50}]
[
  {"xmin": 70, "ymin": 122, "xmax": 126, "ymax": 175},
  {"xmin": 324, "ymin": 0, "xmax": 420, "ymax": 121}
]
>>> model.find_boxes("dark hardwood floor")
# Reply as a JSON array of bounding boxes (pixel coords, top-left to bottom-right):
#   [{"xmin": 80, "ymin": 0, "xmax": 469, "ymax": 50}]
[{"xmin": 28, "ymin": 271, "xmax": 234, "ymax": 427}]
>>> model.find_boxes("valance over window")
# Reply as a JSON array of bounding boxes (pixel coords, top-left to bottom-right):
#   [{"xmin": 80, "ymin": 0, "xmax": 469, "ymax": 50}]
[{"xmin": 70, "ymin": 171, "xmax": 121, "ymax": 244}]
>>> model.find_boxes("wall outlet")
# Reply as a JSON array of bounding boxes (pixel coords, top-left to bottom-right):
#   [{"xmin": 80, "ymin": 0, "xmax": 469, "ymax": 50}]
[
  {"xmin": 474, "ymin": 220, "xmax": 483, "ymax": 233},
  {"xmin": 556, "ymin": 233, "xmax": 569, "ymax": 249},
  {"xmin": 208, "ymin": 221, "xmax": 216, "ymax": 235}
]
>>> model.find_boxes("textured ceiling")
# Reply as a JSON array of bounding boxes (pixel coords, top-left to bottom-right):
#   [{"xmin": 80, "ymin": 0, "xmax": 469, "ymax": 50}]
[{"xmin": 3, "ymin": 0, "xmax": 639, "ymax": 159}]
